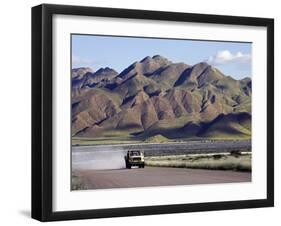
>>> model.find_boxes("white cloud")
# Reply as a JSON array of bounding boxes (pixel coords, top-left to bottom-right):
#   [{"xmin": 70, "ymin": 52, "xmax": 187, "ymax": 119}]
[
  {"xmin": 206, "ymin": 50, "xmax": 251, "ymax": 66},
  {"xmin": 72, "ymin": 55, "xmax": 96, "ymax": 66}
]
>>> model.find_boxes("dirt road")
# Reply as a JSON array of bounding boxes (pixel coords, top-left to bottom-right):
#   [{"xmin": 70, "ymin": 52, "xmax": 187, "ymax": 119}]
[{"xmin": 74, "ymin": 167, "xmax": 251, "ymax": 190}]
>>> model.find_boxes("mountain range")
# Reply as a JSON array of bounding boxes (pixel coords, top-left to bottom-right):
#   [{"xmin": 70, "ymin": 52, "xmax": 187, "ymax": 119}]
[{"xmin": 72, "ymin": 55, "xmax": 251, "ymax": 141}]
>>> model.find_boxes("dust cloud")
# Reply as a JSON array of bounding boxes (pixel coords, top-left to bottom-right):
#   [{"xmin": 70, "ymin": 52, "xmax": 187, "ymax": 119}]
[{"xmin": 72, "ymin": 146, "xmax": 127, "ymax": 170}]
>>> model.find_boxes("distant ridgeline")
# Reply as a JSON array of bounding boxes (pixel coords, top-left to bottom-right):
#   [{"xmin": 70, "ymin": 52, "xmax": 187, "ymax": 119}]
[{"xmin": 71, "ymin": 55, "xmax": 251, "ymax": 140}]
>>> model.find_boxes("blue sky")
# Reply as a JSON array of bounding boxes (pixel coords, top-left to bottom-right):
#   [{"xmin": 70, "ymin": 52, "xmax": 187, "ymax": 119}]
[{"xmin": 72, "ymin": 34, "xmax": 252, "ymax": 80}]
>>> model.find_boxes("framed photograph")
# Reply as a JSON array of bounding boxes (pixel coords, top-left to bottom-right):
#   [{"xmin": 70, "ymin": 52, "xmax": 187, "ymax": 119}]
[{"xmin": 32, "ymin": 4, "xmax": 274, "ymax": 221}]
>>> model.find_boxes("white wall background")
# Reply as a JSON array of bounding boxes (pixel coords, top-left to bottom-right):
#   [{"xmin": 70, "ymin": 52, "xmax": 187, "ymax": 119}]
[{"xmin": 0, "ymin": 0, "xmax": 279, "ymax": 225}]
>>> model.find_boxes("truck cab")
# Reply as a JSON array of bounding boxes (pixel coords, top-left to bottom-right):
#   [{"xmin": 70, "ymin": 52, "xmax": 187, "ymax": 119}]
[{"xmin": 125, "ymin": 150, "xmax": 145, "ymax": 169}]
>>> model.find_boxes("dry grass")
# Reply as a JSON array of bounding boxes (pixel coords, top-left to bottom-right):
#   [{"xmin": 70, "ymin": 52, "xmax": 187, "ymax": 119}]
[
  {"xmin": 71, "ymin": 174, "xmax": 86, "ymax": 190},
  {"xmin": 145, "ymin": 153, "xmax": 251, "ymax": 172}
]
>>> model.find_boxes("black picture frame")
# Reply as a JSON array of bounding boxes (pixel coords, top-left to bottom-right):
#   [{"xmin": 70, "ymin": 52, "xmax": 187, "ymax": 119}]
[{"xmin": 32, "ymin": 3, "xmax": 274, "ymax": 222}]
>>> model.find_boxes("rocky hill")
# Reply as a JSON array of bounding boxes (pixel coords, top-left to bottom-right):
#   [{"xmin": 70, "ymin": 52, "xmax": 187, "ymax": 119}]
[{"xmin": 72, "ymin": 55, "xmax": 251, "ymax": 140}]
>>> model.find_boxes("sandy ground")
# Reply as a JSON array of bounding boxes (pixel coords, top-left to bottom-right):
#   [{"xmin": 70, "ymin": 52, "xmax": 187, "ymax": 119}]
[{"xmin": 73, "ymin": 167, "xmax": 251, "ymax": 190}]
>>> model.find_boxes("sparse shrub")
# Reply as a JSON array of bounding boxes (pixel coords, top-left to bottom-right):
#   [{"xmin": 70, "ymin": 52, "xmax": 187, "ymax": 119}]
[
  {"xmin": 71, "ymin": 175, "xmax": 86, "ymax": 190},
  {"xmin": 213, "ymin": 154, "xmax": 223, "ymax": 160},
  {"xmin": 230, "ymin": 150, "xmax": 242, "ymax": 158}
]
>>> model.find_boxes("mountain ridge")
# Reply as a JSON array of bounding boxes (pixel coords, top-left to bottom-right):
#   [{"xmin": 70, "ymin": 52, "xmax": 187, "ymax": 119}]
[{"xmin": 71, "ymin": 55, "xmax": 251, "ymax": 141}]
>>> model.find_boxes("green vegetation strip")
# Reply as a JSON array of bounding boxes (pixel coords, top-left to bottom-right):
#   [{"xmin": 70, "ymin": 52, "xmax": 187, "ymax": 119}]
[
  {"xmin": 145, "ymin": 153, "xmax": 251, "ymax": 172},
  {"xmin": 72, "ymin": 136, "xmax": 251, "ymax": 146}
]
